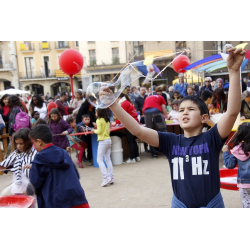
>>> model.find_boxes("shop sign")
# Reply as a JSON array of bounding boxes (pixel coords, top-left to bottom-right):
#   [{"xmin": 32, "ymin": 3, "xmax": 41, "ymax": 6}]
[{"xmin": 57, "ymin": 77, "xmax": 69, "ymax": 81}]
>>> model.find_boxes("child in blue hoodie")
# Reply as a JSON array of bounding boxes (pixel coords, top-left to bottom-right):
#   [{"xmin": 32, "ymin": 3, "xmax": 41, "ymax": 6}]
[
  {"xmin": 222, "ymin": 122, "xmax": 250, "ymax": 208},
  {"xmin": 29, "ymin": 124, "xmax": 89, "ymax": 208}
]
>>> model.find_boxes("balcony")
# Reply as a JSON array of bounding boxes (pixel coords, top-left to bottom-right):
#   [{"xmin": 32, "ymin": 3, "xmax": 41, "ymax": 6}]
[
  {"xmin": 19, "ymin": 70, "xmax": 56, "ymax": 80},
  {"xmin": 20, "ymin": 43, "xmax": 35, "ymax": 52},
  {"xmin": 55, "ymin": 42, "xmax": 69, "ymax": 50},
  {"xmin": 39, "ymin": 42, "xmax": 51, "ymax": 51},
  {"xmin": 0, "ymin": 63, "xmax": 13, "ymax": 71}
]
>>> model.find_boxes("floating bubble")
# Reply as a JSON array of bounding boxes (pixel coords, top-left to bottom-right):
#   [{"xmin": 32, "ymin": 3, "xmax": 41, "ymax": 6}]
[{"xmin": 86, "ymin": 63, "xmax": 151, "ymax": 109}]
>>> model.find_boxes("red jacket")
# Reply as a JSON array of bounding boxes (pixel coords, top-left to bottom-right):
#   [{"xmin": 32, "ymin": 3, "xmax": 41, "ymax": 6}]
[{"xmin": 116, "ymin": 100, "xmax": 139, "ymax": 124}]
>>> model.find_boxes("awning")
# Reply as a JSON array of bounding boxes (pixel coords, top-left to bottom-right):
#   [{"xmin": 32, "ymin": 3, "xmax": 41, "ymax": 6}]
[
  {"xmin": 55, "ymin": 70, "xmax": 81, "ymax": 78},
  {"xmin": 172, "ymin": 70, "xmax": 204, "ymax": 85},
  {"xmin": 144, "ymin": 49, "xmax": 173, "ymax": 58}
]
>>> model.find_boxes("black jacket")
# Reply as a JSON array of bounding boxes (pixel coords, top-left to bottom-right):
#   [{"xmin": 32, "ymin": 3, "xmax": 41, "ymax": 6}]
[{"xmin": 135, "ymin": 95, "xmax": 148, "ymax": 114}]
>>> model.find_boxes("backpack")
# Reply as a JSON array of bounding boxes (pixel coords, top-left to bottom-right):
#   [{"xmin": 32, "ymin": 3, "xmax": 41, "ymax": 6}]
[{"xmin": 13, "ymin": 108, "xmax": 31, "ymax": 131}]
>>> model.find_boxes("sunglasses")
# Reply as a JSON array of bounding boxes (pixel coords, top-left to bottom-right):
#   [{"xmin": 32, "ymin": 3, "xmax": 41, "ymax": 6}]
[{"xmin": 205, "ymin": 81, "xmax": 211, "ymax": 82}]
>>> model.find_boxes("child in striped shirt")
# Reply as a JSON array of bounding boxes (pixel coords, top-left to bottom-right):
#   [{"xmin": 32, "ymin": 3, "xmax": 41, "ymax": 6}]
[{"xmin": 0, "ymin": 128, "xmax": 37, "ymax": 181}]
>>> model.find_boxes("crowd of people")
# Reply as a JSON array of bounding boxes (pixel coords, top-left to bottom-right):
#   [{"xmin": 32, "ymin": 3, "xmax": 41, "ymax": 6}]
[{"xmin": 0, "ymin": 46, "xmax": 250, "ymax": 208}]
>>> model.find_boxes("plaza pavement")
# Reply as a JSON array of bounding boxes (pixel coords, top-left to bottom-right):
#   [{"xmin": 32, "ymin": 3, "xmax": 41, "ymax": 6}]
[{"xmin": 0, "ymin": 146, "xmax": 242, "ymax": 208}]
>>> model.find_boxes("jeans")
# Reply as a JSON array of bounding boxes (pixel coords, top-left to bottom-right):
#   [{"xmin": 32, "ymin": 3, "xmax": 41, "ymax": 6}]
[
  {"xmin": 97, "ymin": 139, "xmax": 113, "ymax": 179},
  {"xmin": 125, "ymin": 128, "xmax": 139, "ymax": 160}
]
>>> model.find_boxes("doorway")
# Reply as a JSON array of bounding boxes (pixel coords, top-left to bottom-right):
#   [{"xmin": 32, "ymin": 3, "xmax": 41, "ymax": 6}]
[
  {"xmin": 43, "ymin": 56, "xmax": 50, "ymax": 77},
  {"xmin": 25, "ymin": 57, "xmax": 35, "ymax": 78}
]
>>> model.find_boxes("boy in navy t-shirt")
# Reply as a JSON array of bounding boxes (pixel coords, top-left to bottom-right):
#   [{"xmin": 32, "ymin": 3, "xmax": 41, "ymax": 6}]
[{"xmin": 100, "ymin": 47, "xmax": 246, "ymax": 208}]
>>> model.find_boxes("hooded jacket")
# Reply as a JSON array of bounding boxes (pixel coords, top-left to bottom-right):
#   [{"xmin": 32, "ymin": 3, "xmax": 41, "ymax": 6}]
[
  {"xmin": 29, "ymin": 145, "xmax": 88, "ymax": 208},
  {"xmin": 223, "ymin": 143, "xmax": 250, "ymax": 186}
]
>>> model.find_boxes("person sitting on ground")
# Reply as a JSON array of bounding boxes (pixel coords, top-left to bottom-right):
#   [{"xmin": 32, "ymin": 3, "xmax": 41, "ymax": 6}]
[
  {"xmin": 100, "ymin": 46, "xmax": 245, "ymax": 208},
  {"xmin": 29, "ymin": 124, "xmax": 89, "ymax": 208}
]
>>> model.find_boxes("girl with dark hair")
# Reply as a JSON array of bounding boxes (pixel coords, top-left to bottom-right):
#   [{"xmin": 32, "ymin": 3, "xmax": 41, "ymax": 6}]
[
  {"xmin": 76, "ymin": 95, "xmax": 97, "ymax": 127},
  {"xmin": 211, "ymin": 88, "xmax": 228, "ymax": 114},
  {"xmin": 222, "ymin": 122, "xmax": 250, "ymax": 208},
  {"xmin": 92, "ymin": 108, "xmax": 114, "ymax": 186},
  {"xmin": 0, "ymin": 128, "xmax": 37, "ymax": 179},
  {"xmin": 111, "ymin": 92, "xmax": 140, "ymax": 164},
  {"xmin": 29, "ymin": 94, "xmax": 47, "ymax": 119},
  {"xmin": 48, "ymin": 108, "xmax": 73, "ymax": 150},
  {"xmin": 8, "ymin": 95, "xmax": 28, "ymax": 137},
  {"xmin": 0, "ymin": 94, "xmax": 10, "ymax": 133}
]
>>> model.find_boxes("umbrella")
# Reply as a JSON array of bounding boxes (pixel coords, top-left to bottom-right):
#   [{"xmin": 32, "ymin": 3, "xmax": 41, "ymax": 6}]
[{"xmin": 0, "ymin": 89, "xmax": 30, "ymax": 96}]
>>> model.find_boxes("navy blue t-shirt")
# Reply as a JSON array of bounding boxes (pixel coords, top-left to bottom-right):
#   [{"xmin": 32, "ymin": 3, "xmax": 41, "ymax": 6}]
[{"xmin": 158, "ymin": 124, "xmax": 226, "ymax": 208}]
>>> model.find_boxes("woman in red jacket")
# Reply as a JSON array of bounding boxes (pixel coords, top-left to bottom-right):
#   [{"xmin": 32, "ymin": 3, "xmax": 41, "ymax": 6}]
[{"xmin": 111, "ymin": 93, "xmax": 140, "ymax": 164}]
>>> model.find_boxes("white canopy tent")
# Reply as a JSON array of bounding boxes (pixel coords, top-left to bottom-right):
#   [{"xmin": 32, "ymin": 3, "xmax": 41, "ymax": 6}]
[{"xmin": 0, "ymin": 89, "xmax": 30, "ymax": 96}]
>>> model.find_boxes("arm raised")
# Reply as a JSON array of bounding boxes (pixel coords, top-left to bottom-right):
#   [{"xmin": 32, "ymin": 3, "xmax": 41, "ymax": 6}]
[
  {"xmin": 217, "ymin": 47, "xmax": 246, "ymax": 139},
  {"xmin": 109, "ymin": 100, "xmax": 159, "ymax": 148}
]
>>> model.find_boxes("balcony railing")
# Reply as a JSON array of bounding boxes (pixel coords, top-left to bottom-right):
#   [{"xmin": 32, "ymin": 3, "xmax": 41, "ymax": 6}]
[
  {"xmin": 55, "ymin": 42, "xmax": 69, "ymax": 49},
  {"xmin": 0, "ymin": 63, "xmax": 13, "ymax": 71},
  {"xmin": 19, "ymin": 70, "xmax": 56, "ymax": 80},
  {"xmin": 39, "ymin": 42, "xmax": 50, "ymax": 50},
  {"xmin": 20, "ymin": 43, "xmax": 35, "ymax": 52}
]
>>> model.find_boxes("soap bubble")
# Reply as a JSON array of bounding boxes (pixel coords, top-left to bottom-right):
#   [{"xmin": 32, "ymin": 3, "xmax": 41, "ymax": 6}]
[{"xmin": 86, "ymin": 63, "xmax": 148, "ymax": 109}]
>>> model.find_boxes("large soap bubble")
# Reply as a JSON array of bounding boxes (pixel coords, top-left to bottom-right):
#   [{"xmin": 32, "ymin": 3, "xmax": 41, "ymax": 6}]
[{"xmin": 86, "ymin": 63, "xmax": 148, "ymax": 109}]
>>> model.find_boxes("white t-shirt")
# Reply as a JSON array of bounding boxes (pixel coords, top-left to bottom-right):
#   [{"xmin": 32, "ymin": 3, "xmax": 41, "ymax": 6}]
[
  {"xmin": 34, "ymin": 103, "xmax": 47, "ymax": 119},
  {"xmin": 169, "ymin": 110, "xmax": 179, "ymax": 119}
]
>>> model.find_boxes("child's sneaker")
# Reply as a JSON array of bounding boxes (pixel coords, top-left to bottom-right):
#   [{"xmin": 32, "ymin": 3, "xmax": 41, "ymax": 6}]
[
  {"xmin": 77, "ymin": 161, "xmax": 84, "ymax": 168},
  {"xmin": 86, "ymin": 160, "xmax": 93, "ymax": 166},
  {"xmin": 135, "ymin": 156, "xmax": 140, "ymax": 162},
  {"xmin": 110, "ymin": 177, "xmax": 114, "ymax": 184},
  {"xmin": 123, "ymin": 158, "xmax": 136, "ymax": 164},
  {"xmin": 101, "ymin": 177, "xmax": 111, "ymax": 187}
]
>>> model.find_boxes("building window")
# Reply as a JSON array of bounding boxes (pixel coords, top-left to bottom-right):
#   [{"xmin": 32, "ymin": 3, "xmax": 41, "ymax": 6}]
[
  {"xmin": 176, "ymin": 41, "xmax": 186, "ymax": 50},
  {"xmin": 133, "ymin": 41, "xmax": 144, "ymax": 56},
  {"xmin": 24, "ymin": 57, "xmax": 35, "ymax": 78},
  {"xmin": 89, "ymin": 50, "xmax": 96, "ymax": 66},
  {"xmin": 58, "ymin": 41, "xmax": 67, "ymax": 48},
  {"xmin": 76, "ymin": 41, "xmax": 79, "ymax": 47},
  {"xmin": 112, "ymin": 48, "xmax": 119, "ymax": 64}
]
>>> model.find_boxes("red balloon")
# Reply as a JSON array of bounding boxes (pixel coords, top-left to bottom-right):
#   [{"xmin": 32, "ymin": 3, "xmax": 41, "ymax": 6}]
[
  {"xmin": 172, "ymin": 55, "xmax": 190, "ymax": 73},
  {"xmin": 47, "ymin": 102, "xmax": 58, "ymax": 117},
  {"xmin": 59, "ymin": 49, "xmax": 84, "ymax": 75}
]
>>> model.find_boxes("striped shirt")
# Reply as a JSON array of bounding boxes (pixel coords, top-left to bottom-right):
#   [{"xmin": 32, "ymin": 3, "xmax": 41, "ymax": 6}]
[{"xmin": 0, "ymin": 147, "xmax": 37, "ymax": 181}]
